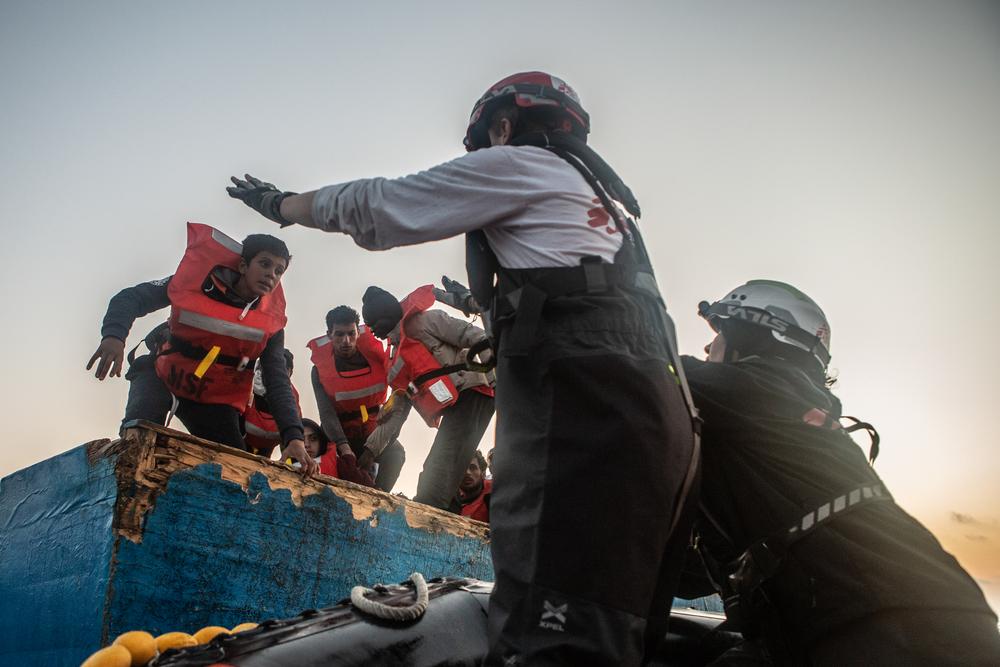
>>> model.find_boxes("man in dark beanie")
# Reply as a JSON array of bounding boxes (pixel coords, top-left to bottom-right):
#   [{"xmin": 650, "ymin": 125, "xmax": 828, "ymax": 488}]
[
  {"xmin": 361, "ymin": 284, "xmax": 494, "ymax": 511},
  {"xmin": 361, "ymin": 286, "xmax": 404, "ymax": 338}
]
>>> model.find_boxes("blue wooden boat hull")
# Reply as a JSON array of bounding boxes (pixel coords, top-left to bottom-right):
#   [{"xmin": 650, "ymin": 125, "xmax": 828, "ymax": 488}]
[{"xmin": 0, "ymin": 424, "xmax": 494, "ymax": 667}]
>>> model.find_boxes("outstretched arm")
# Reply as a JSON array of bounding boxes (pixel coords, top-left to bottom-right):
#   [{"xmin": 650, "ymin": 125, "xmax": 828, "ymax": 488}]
[
  {"xmin": 87, "ymin": 278, "xmax": 171, "ymax": 380},
  {"xmin": 227, "ymin": 148, "xmax": 532, "ymax": 250}
]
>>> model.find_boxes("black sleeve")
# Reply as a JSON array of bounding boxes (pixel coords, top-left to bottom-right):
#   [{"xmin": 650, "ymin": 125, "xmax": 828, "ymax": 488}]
[
  {"xmin": 312, "ymin": 366, "xmax": 350, "ymax": 447},
  {"xmin": 100, "ymin": 277, "xmax": 173, "ymax": 342},
  {"xmin": 259, "ymin": 330, "xmax": 304, "ymax": 445}
]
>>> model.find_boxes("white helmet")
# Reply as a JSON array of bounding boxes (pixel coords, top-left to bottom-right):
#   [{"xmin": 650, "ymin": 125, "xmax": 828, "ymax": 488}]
[{"xmin": 698, "ymin": 280, "xmax": 831, "ymax": 368}]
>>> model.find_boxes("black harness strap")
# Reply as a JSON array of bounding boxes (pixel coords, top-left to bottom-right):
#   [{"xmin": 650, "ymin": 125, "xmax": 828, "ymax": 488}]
[
  {"xmin": 717, "ymin": 483, "xmax": 893, "ymax": 633},
  {"xmin": 160, "ymin": 335, "xmax": 256, "ymax": 369},
  {"xmin": 408, "ymin": 339, "xmax": 495, "ymax": 389}
]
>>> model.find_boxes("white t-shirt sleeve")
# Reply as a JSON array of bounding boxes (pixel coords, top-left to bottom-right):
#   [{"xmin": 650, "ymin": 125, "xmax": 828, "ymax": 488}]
[
  {"xmin": 310, "ymin": 145, "xmax": 623, "ymax": 267},
  {"xmin": 310, "ymin": 148, "xmax": 530, "ymax": 249}
]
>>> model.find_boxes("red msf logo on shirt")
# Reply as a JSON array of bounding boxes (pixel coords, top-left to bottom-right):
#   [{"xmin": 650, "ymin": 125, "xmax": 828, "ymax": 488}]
[{"xmin": 586, "ymin": 198, "xmax": 617, "ymax": 235}]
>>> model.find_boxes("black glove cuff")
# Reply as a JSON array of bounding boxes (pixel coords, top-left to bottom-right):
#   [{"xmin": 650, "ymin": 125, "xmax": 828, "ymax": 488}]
[{"xmin": 267, "ymin": 191, "xmax": 298, "ymax": 228}]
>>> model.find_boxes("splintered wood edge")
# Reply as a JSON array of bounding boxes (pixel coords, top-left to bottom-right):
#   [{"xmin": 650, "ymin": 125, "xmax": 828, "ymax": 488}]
[{"xmin": 97, "ymin": 423, "xmax": 489, "ymax": 543}]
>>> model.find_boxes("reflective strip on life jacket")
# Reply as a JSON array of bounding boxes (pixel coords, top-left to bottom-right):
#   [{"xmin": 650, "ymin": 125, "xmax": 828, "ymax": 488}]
[
  {"xmin": 335, "ymin": 383, "xmax": 387, "ymax": 402},
  {"xmin": 245, "ymin": 420, "xmax": 279, "ymax": 439},
  {"xmin": 177, "ymin": 310, "xmax": 266, "ymax": 342},
  {"xmin": 387, "ymin": 356, "xmax": 405, "ymax": 384},
  {"xmin": 211, "ymin": 227, "xmax": 244, "ymax": 255},
  {"xmin": 312, "ymin": 335, "xmax": 332, "ymax": 347}
]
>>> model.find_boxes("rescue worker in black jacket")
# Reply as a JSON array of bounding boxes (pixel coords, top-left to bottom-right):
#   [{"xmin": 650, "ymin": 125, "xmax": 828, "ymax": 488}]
[
  {"xmin": 226, "ymin": 71, "xmax": 700, "ymax": 665},
  {"xmin": 681, "ymin": 279, "xmax": 1000, "ymax": 664}
]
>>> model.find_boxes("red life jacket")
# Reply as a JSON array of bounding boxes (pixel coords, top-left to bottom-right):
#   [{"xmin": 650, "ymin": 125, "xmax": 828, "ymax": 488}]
[
  {"xmin": 155, "ymin": 223, "xmax": 287, "ymax": 411},
  {"xmin": 385, "ymin": 285, "xmax": 459, "ymax": 428},
  {"xmin": 243, "ymin": 384, "xmax": 301, "ymax": 457},
  {"xmin": 308, "ymin": 326, "xmax": 388, "ymax": 441},
  {"xmin": 318, "ymin": 453, "xmax": 339, "ymax": 479},
  {"xmin": 460, "ymin": 478, "xmax": 492, "ymax": 523}
]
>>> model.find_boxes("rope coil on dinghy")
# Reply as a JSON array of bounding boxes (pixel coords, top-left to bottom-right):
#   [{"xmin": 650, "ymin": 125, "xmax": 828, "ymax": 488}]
[{"xmin": 351, "ymin": 572, "xmax": 429, "ymax": 621}]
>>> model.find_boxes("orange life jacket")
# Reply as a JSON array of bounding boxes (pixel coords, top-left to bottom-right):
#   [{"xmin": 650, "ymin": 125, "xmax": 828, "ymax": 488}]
[
  {"xmin": 308, "ymin": 326, "xmax": 388, "ymax": 441},
  {"xmin": 460, "ymin": 478, "xmax": 492, "ymax": 523},
  {"xmin": 243, "ymin": 384, "xmax": 301, "ymax": 457},
  {"xmin": 385, "ymin": 285, "xmax": 459, "ymax": 428},
  {"xmin": 155, "ymin": 223, "xmax": 287, "ymax": 411}
]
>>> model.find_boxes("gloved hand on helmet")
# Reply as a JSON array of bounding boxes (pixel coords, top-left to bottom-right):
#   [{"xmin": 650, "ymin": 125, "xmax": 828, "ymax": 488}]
[{"xmin": 227, "ymin": 174, "xmax": 297, "ymax": 227}]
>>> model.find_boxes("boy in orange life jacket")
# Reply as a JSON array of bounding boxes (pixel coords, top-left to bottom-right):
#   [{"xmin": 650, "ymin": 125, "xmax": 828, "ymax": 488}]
[
  {"xmin": 243, "ymin": 349, "xmax": 301, "ymax": 458},
  {"xmin": 361, "ymin": 285, "xmax": 495, "ymax": 511},
  {"xmin": 456, "ymin": 450, "xmax": 491, "ymax": 523},
  {"xmin": 309, "ymin": 305, "xmax": 405, "ymax": 491},
  {"xmin": 86, "ymin": 224, "xmax": 317, "ymax": 477}
]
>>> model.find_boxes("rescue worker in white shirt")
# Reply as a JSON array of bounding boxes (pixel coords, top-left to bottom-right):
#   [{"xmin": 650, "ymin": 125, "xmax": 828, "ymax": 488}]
[
  {"xmin": 308, "ymin": 305, "xmax": 406, "ymax": 491},
  {"xmin": 226, "ymin": 71, "xmax": 699, "ymax": 665},
  {"xmin": 679, "ymin": 281, "xmax": 1000, "ymax": 665},
  {"xmin": 243, "ymin": 349, "xmax": 301, "ymax": 458},
  {"xmin": 360, "ymin": 285, "xmax": 495, "ymax": 511},
  {"xmin": 87, "ymin": 224, "xmax": 317, "ymax": 477}
]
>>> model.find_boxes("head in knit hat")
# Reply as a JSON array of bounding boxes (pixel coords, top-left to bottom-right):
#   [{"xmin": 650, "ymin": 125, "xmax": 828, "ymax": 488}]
[{"xmin": 362, "ymin": 286, "xmax": 403, "ymax": 339}]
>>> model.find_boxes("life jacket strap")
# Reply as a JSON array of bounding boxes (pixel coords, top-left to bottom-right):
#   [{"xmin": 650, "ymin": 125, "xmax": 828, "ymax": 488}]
[
  {"xmin": 162, "ymin": 335, "xmax": 257, "ymax": 370},
  {"xmin": 337, "ymin": 405, "xmax": 381, "ymax": 424},
  {"xmin": 407, "ymin": 339, "xmax": 496, "ymax": 390}
]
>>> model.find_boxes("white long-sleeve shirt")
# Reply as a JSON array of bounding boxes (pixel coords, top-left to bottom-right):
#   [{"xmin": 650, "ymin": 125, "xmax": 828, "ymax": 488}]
[{"xmin": 309, "ymin": 145, "xmax": 623, "ymax": 269}]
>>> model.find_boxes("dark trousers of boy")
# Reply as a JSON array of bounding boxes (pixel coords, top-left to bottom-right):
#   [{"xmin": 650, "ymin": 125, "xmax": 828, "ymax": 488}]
[
  {"xmin": 122, "ymin": 354, "xmax": 247, "ymax": 450},
  {"xmin": 486, "ymin": 290, "xmax": 699, "ymax": 666},
  {"xmin": 413, "ymin": 389, "xmax": 495, "ymax": 511}
]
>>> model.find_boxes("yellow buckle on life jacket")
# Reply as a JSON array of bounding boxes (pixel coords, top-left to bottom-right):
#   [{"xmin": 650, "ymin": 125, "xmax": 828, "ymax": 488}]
[
  {"xmin": 360, "ymin": 404, "xmax": 369, "ymax": 423},
  {"xmin": 194, "ymin": 345, "xmax": 222, "ymax": 378}
]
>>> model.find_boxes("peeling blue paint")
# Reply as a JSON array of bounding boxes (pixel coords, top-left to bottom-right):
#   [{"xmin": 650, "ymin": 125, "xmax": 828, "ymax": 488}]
[
  {"xmin": 108, "ymin": 463, "xmax": 493, "ymax": 639},
  {"xmin": 2, "ymin": 447, "xmax": 494, "ymax": 666},
  {"xmin": 0, "ymin": 446, "xmax": 119, "ymax": 667}
]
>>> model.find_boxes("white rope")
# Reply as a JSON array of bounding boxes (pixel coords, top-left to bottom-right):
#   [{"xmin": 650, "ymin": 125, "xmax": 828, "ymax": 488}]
[{"xmin": 351, "ymin": 572, "xmax": 429, "ymax": 622}]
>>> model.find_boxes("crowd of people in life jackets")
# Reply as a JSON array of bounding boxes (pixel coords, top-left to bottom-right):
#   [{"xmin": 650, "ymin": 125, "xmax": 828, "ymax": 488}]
[
  {"xmin": 85, "ymin": 69, "xmax": 1000, "ymax": 665},
  {"xmin": 87, "ymin": 222, "xmax": 496, "ymax": 520}
]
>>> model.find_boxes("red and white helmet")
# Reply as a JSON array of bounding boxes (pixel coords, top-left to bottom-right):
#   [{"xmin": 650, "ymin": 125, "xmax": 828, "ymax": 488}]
[
  {"xmin": 698, "ymin": 280, "xmax": 832, "ymax": 368},
  {"xmin": 464, "ymin": 71, "xmax": 590, "ymax": 151}
]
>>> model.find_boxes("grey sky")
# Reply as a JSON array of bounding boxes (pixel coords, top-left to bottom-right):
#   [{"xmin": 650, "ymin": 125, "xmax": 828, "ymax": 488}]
[{"xmin": 1, "ymin": 0, "xmax": 998, "ymax": 609}]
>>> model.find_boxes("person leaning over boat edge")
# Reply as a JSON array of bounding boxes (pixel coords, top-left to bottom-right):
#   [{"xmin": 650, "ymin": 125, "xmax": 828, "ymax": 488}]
[
  {"xmin": 360, "ymin": 284, "xmax": 495, "ymax": 512},
  {"xmin": 87, "ymin": 223, "xmax": 317, "ymax": 477},
  {"xmin": 226, "ymin": 70, "xmax": 699, "ymax": 666},
  {"xmin": 679, "ymin": 280, "xmax": 1000, "ymax": 664},
  {"xmin": 308, "ymin": 304, "xmax": 406, "ymax": 491}
]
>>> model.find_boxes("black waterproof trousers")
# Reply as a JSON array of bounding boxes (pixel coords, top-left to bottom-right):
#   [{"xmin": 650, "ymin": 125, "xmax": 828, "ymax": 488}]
[{"xmin": 486, "ymin": 291, "xmax": 699, "ymax": 666}]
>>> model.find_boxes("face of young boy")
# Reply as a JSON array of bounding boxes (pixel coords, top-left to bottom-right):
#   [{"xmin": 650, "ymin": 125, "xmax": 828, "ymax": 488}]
[
  {"xmin": 304, "ymin": 426, "xmax": 323, "ymax": 458},
  {"xmin": 240, "ymin": 251, "xmax": 288, "ymax": 298}
]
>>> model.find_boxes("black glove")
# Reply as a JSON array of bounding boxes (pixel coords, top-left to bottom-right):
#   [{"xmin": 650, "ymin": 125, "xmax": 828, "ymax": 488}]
[
  {"xmin": 440, "ymin": 275, "xmax": 481, "ymax": 315},
  {"xmin": 227, "ymin": 174, "xmax": 297, "ymax": 227}
]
